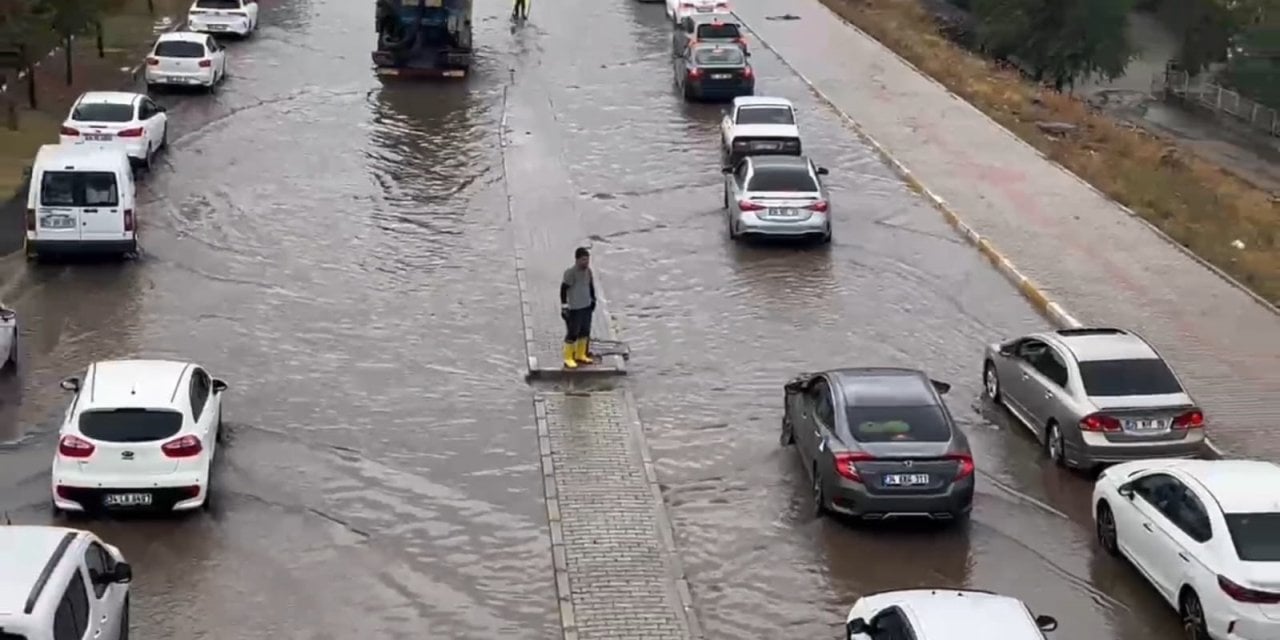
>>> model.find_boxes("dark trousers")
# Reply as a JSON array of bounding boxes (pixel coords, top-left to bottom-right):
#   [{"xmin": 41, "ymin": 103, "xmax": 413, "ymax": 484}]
[{"xmin": 564, "ymin": 307, "xmax": 592, "ymax": 342}]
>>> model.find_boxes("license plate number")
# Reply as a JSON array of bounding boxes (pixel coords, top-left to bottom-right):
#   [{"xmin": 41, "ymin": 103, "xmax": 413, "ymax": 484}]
[
  {"xmin": 84, "ymin": 134, "xmax": 113, "ymax": 141},
  {"xmin": 104, "ymin": 493, "xmax": 152, "ymax": 507},
  {"xmin": 40, "ymin": 215, "xmax": 75, "ymax": 229},
  {"xmin": 883, "ymin": 473, "xmax": 929, "ymax": 487},
  {"xmin": 711, "ymin": 73, "xmax": 731, "ymax": 79},
  {"xmin": 1125, "ymin": 419, "xmax": 1168, "ymax": 432},
  {"xmin": 771, "ymin": 208, "xmax": 799, "ymax": 217},
  {"xmin": 751, "ymin": 142, "xmax": 781, "ymax": 150},
  {"xmin": 208, "ymin": 24, "xmax": 227, "ymax": 30},
  {"xmin": 696, "ymin": 6, "xmax": 712, "ymax": 10}
]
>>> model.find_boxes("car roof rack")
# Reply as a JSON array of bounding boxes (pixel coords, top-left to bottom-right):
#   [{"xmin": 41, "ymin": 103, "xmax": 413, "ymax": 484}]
[{"xmin": 1055, "ymin": 328, "xmax": 1127, "ymax": 337}]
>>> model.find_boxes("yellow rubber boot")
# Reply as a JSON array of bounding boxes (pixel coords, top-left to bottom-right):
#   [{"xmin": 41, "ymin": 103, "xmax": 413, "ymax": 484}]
[
  {"xmin": 562, "ymin": 343, "xmax": 578, "ymax": 369},
  {"xmin": 575, "ymin": 338, "xmax": 594, "ymax": 365}
]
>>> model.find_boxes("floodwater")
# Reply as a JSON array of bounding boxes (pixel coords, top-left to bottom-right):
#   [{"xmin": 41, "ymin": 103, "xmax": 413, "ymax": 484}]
[{"xmin": 0, "ymin": 0, "xmax": 1190, "ymax": 637}]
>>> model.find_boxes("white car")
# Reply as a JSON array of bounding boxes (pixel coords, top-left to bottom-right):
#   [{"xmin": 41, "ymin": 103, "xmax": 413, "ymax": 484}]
[
  {"xmin": 666, "ymin": 0, "xmax": 729, "ymax": 24},
  {"xmin": 1093, "ymin": 459, "xmax": 1280, "ymax": 640},
  {"xmin": 719, "ymin": 95, "xmax": 802, "ymax": 168},
  {"xmin": 187, "ymin": 0, "xmax": 259, "ymax": 37},
  {"xmin": 845, "ymin": 589, "xmax": 1059, "ymax": 639},
  {"xmin": 51, "ymin": 359, "xmax": 228, "ymax": 514},
  {"xmin": 144, "ymin": 32, "xmax": 228, "ymax": 90},
  {"xmin": 0, "ymin": 304, "xmax": 15, "ymax": 372},
  {"xmin": 0, "ymin": 526, "xmax": 132, "ymax": 639},
  {"xmin": 58, "ymin": 92, "xmax": 169, "ymax": 170}
]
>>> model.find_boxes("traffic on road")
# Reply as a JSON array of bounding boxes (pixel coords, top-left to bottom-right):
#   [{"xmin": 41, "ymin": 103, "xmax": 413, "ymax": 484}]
[{"xmin": 0, "ymin": 0, "xmax": 1275, "ymax": 638}]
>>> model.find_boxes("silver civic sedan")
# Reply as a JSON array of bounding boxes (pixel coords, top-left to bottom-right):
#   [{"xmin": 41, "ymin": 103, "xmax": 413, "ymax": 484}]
[
  {"xmin": 780, "ymin": 367, "xmax": 975, "ymax": 523},
  {"xmin": 983, "ymin": 327, "xmax": 1208, "ymax": 470},
  {"xmin": 721, "ymin": 155, "xmax": 831, "ymax": 242}
]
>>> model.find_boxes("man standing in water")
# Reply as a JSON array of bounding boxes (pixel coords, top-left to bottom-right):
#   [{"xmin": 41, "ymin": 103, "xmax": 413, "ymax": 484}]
[{"xmin": 560, "ymin": 247, "xmax": 596, "ymax": 369}]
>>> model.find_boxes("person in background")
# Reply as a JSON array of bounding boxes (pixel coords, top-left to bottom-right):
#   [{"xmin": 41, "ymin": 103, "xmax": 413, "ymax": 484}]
[{"xmin": 560, "ymin": 247, "xmax": 596, "ymax": 369}]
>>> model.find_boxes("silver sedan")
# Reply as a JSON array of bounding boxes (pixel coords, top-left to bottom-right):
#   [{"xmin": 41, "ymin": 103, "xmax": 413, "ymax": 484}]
[
  {"xmin": 982, "ymin": 327, "xmax": 1208, "ymax": 470},
  {"xmin": 721, "ymin": 155, "xmax": 831, "ymax": 242}
]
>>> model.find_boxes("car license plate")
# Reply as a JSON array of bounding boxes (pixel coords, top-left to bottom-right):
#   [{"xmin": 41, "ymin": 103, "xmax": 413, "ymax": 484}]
[
  {"xmin": 208, "ymin": 24, "xmax": 227, "ymax": 30},
  {"xmin": 696, "ymin": 6, "xmax": 712, "ymax": 10},
  {"xmin": 104, "ymin": 493, "xmax": 153, "ymax": 507},
  {"xmin": 751, "ymin": 141, "xmax": 782, "ymax": 150},
  {"xmin": 1125, "ymin": 418, "xmax": 1168, "ymax": 432},
  {"xmin": 84, "ymin": 133, "xmax": 113, "ymax": 142},
  {"xmin": 711, "ymin": 73, "xmax": 731, "ymax": 79},
  {"xmin": 883, "ymin": 473, "xmax": 929, "ymax": 487},
  {"xmin": 40, "ymin": 214, "xmax": 75, "ymax": 229},
  {"xmin": 770, "ymin": 208, "xmax": 799, "ymax": 217}
]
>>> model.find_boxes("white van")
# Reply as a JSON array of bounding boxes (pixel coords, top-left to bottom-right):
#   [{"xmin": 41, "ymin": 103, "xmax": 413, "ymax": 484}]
[{"xmin": 26, "ymin": 144, "xmax": 138, "ymax": 260}]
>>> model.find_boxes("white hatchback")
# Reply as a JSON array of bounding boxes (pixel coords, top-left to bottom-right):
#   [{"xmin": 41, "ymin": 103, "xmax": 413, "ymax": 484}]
[
  {"xmin": 1094, "ymin": 459, "xmax": 1280, "ymax": 640},
  {"xmin": 144, "ymin": 32, "xmax": 227, "ymax": 90},
  {"xmin": 51, "ymin": 359, "xmax": 228, "ymax": 514},
  {"xmin": 58, "ymin": 92, "xmax": 169, "ymax": 170},
  {"xmin": 845, "ymin": 589, "xmax": 1059, "ymax": 639},
  {"xmin": 187, "ymin": 0, "xmax": 259, "ymax": 37},
  {"xmin": 666, "ymin": 0, "xmax": 729, "ymax": 23}
]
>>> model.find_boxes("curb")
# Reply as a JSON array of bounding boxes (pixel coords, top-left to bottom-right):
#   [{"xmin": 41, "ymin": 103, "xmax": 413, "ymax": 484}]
[{"xmin": 734, "ymin": 10, "xmax": 1233, "ymax": 459}]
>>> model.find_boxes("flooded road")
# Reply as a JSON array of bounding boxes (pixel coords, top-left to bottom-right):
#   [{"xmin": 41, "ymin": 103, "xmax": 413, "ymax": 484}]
[{"xmin": 0, "ymin": 0, "xmax": 1191, "ymax": 637}]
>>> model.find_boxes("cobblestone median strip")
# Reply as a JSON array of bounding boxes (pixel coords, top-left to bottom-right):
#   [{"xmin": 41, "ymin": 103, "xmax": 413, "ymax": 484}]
[
  {"xmin": 534, "ymin": 390, "xmax": 702, "ymax": 640},
  {"xmin": 733, "ymin": 11, "xmax": 1254, "ymax": 457}
]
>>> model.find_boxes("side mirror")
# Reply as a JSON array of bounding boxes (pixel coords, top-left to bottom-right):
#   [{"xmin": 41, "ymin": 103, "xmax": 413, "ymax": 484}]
[
  {"xmin": 721, "ymin": 167, "xmax": 733, "ymax": 174},
  {"xmin": 212, "ymin": 378, "xmax": 229, "ymax": 394},
  {"xmin": 111, "ymin": 562, "xmax": 133, "ymax": 584},
  {"xmin": 1118, "ymin": 484, "xmax": 1135, "ymax": 499},
  {"xmin": 816, "ymin": 167, "xmax": 829, "ymax": 175},
  {"xmin": 60, "ymin": 377, "xmax": 80, "ymax": 392},
  {"xmin": 846, "ymin": 618, "xmax": 867, "ymax": 638},
  {"xmin": 156, "ymin": 105, "xmax": 167, "ymax": 113},
  {"xmin": 1035, "ymin": 614, "xmax": 1058, "ymax": 632},
  {"xmin": 930, "ymin": 379, "xmax": 951, "ymax": 395},
  {"xmin": 998, "ymin": 342, "xmax": 1016, "ymax": 357}
]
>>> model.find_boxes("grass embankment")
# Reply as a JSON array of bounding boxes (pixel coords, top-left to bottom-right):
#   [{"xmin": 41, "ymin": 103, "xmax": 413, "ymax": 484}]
[
  {"xmin": 0, "ymin": 0, "xmax": 189, "ymax": 197},
  {"xmin": 817, "ymin": 0, "xmax": 1280, "ymax": 305}
]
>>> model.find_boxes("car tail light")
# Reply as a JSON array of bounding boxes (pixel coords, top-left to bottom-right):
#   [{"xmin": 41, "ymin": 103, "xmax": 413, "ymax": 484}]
[
  {"xmin": 949, "ymin": 454, "xmax": 975, "ymax": 480},
  {"xmin": 58, "ymin": 435, "xmax": 95, "ymax": 458},
  {"xmin": 146, "ymin": 57, "xmax": 160, "ymax": 66},
  {"xmin": 198, "ymin": 59, "xmax": 213, "ymax": 68},
  {"xmin": 55, "ymin": 485, "xmax": 78, "ymax": 499},
  {"xmin": 60, "ymin": 126, "xmax": 80, "ymax": 136},
  {"xmin": 178, "ymin": 485, "xmax": 201, "ymax": 499},
  {"xmin": 1218, "ymin": 575, "xmax": 1280, "ymax": 604},
  {"xmin": 162, "ymin": 435, "xmax": 203, "ymax": 458},
  {"xmin": 716, "ymin": 1, "xmax": 729, "ymax": 7},
  {"xmin": 737, "ymin": 200, "xmax": 765, "ymax": 211},
  {"xmin": 123, "ymin": 209, "xmax": 134, "ymax": 232},
  {"xmin": 117, "ymin": 127, "xmax": 143, "ymax": 138},
  {"xmin": 807, "ymin": 200, "xmax": 828, "ymax": 212},
  {"xmin": 742, "ymin": 67, "xmax": 753, "ymax": 79},
  {"xmin": 1080, "ymin": 413, "xmax": 1121, "ymax": 432},
  {"xmin": 26, "ymin": 208, "xmax": 35, "ymax": 231},
  {"xmin": 680, "ymin": 2, "xmax": 694, "ymax": 7},
  {"xmin": 834, "ymin": 453, "xmax": 875, "ymax": 482},
  {"xmin": 1173, "ymin": 409, "xmax": 1204, "ymax": 430},
  {"xmin": 687, "ymin": 68, "xmax": 701, "ymax": 79}
]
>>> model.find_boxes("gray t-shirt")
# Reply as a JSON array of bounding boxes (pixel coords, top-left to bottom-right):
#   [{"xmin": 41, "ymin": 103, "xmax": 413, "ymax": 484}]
[{"xmin": 562, "ymin": 266, "xmax": 594, "ymax": 310}]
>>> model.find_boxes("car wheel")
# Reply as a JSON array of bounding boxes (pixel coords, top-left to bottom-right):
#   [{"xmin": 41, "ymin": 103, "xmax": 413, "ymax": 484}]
[
  {"xmin": 160, "ymin": 124, "xmax": 168, "ymax": 150},
  {"xmin": 1180, "ymin": 589, "xmax": 1210, "ymax": 640},
  {"xmin": 811, "ymin": 465, "xmax": 828, "ymax": 516},
  {"xmin": 142, "ymin": 144, "xmax": 153, "ymax": 173},
  {"xmin": 727, "ymin": 214, "xmax": 739, "ymax": 240},
  {"xmin": 120, "ymin": 596, "xmax": 130, "ymax": 640},
  {"xmin": 779, "ymin": 413, "xmax": 794, "ymax": 446},
  {"xmin": 983, "ymin": 360, "xmax": 1001, "ymax": 401},
  {"xmin": 722, "ymin": 185, "xmax": 728, "ymax": 209},
  {"xmin": 820, "ymin": 226, "xmax": 832, "ymax": 244},
  {"xmin": 1096, "ymin": 501, "xmax": 1120, "ymax": 556},
  {"xmin": 216, "ymin": 410, "xmax": 225, "ymax": 444},
  {"xmin": 1046, "ymin": 421, "xmax": 1066, "ymax": 467}
]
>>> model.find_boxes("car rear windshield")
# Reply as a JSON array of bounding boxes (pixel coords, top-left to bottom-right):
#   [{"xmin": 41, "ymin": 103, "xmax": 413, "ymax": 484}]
[
  {"xmin": 846, "ymin": 405, "xmax": 952, "ymax": 443},
  {"xmin": 71, "ymin": 103, "xmax": 134, "ymax": 123},
  {"xmin": 1225, "ymin": 513, "xmax": 1280, "ymax": 561},
  {"xmin": 696, "ymin": 23, "xmax": 741, "ymax": 39},
  {"xmin": 40, "ymin": 172, "xmax": 119, "ymax": 207},
  {"xmin": 693, "ymin": 47, "xmax": 744, "ymax": 66},
  {"xmin": 1079, "ymin": 359, "xmax": 1183, "ymax": 396},
  {"xmin": 79, "ymin": 409, "xmax": 184, "ymax": 442},
  {"xmin": 195, "ymin": 0, "xmax": 241, "ymax": 8},
  {"xmin": 737, "ymin": 106, "xmax": 794, "ymax": 125},
  {"xmin": 155, "ymin": 41, "xmax": 206, "ymax": 58},
  {"xmin": 746, "ymin": 167, "xmax": 816, "ymax": 192}
]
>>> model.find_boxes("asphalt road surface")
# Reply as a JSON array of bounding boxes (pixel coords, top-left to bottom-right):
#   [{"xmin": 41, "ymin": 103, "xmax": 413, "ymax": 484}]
[{"xmin": 0, "ymin": 0, "xmax": 1192, "ymax": 638}]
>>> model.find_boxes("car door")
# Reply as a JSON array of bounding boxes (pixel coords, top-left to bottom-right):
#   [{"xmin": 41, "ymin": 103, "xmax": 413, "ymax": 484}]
[
  {"xmin": 673, "ymin": 17, "xmax": 691, "ymax": 53},
  {"xmin": 791, "ymin": 381, "xmax": 822, "ymax": 469},
  {"xmin": 206, "ymin": 37, "xmax": 225, "ymax": 76},
  {"xmin": 78, "ymin": 171, "xmax": 126, "ymax": 243},
  {"xmin": 1001, "ymin": 338, "xmax": 1045, "ymax": 425},
  {"xmin": 51, "ymin": 566, "xmax": 91, "ymax": 640},
  {"xmin": 35, "ymin": 170, "xmax": 83, "ymax": 243},
  {"xmin": 1146, "ymin": 482, "xmax": 1212, "ymax": 601},
  {"xmin": 245, "ymin": 0, "xmax": 259, "ymax": 27},
  {"xmin": 809, "ymin": 379, "xmax": 839, "ymax": 474},
  {"xmin": 1024, "ymin": 345, "xmax": 1071, "ymax": 430},
  {"xmin": 189, "ymin": 368, "xmax": 215, "ymax": 455},
  {"xmin": 1124, "ymin": 472, "xmax": 1185, "ymax": 590},
  {"xmin": 83, "ymin": 542, "xmax": 125, "ymax": 640},
  {"xmin": 136, "ymin": 98, "xmax": 162, "ymax": 151},
  {"xmin": 725, "ymin": 160, "xmax": 748, "ymax": 216},
  {"xmin": 720, "ymin": 102, "xmax": 736, "ymax": 144}
]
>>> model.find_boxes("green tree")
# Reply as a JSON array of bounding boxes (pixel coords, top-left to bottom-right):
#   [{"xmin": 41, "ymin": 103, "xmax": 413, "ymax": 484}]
[
  {"xmin": 37, "ymin": 0, "xmax": 104, "ymax": 85},
  {"xmin": 0, "ymin": 0, "xmax": 53, "ymax": 113},
  {"xmin": 973, "ymin": 0, "xmax": 1136, "ymax": 90}
]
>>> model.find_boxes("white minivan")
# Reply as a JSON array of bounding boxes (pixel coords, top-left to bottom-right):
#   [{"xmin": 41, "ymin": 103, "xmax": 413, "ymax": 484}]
[{"xmin": 25, "ymin": 144, "xmax": 138, "ymax": 260}]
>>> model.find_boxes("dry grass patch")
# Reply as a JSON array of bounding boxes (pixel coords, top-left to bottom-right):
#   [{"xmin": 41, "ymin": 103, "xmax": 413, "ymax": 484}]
[{"xmin": 820, "ymin": 0, "xmax": 1280, "ymax": 304}]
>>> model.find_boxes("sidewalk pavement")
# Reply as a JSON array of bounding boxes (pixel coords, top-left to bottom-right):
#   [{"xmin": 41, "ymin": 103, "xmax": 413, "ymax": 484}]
[{"xmin": 733, "ymin": 0, "xmax": 1280, "ymax": 459}]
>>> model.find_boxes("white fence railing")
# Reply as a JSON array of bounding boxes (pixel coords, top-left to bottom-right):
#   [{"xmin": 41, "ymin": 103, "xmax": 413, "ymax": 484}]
[{"xmin": 1155, "ymin": 70, "xmax": 1280, "ymax": 138}]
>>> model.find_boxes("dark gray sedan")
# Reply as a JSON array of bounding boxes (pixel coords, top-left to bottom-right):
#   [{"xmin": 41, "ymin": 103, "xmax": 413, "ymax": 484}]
[{"xmin": 780, "ymin": 367, "xmax": 975, "ymax": 523}]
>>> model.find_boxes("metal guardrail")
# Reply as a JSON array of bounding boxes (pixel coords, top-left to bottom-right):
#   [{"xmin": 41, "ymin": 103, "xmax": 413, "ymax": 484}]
[{"xmin": 1154, "ymin": 69, "xmax": 1280, "ymax": 138}]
